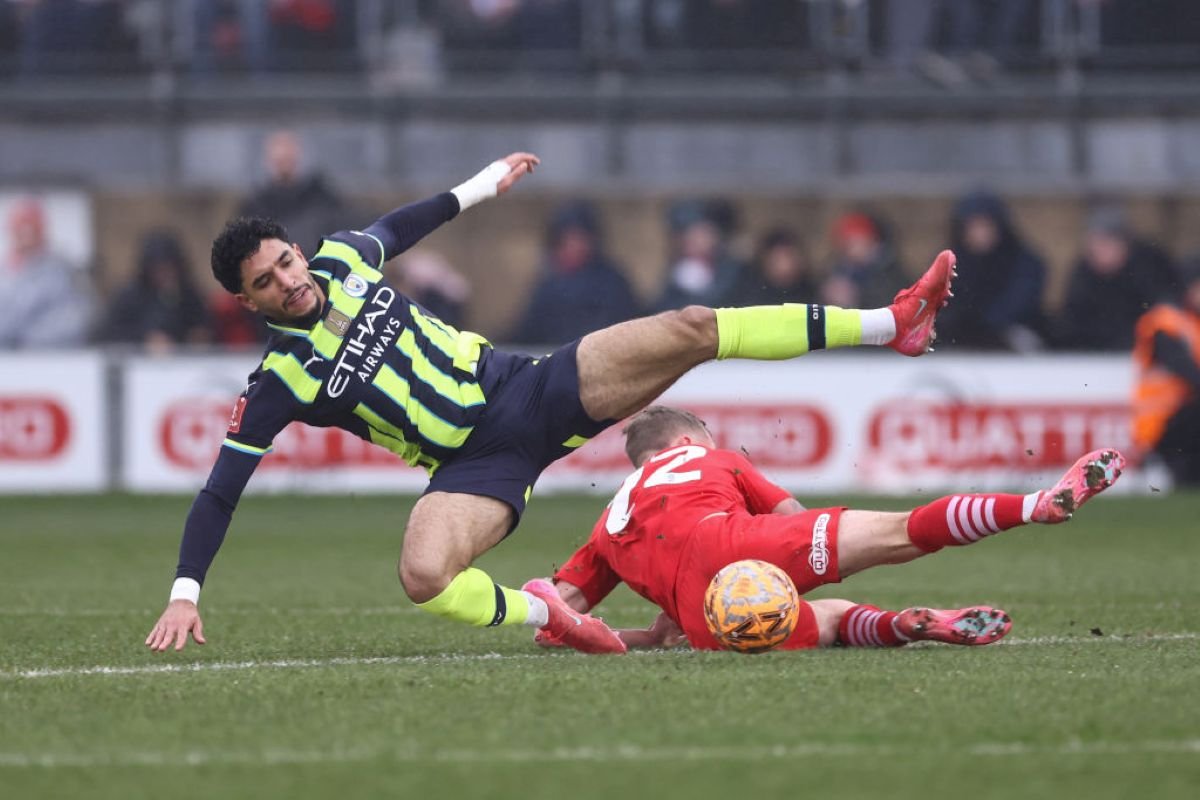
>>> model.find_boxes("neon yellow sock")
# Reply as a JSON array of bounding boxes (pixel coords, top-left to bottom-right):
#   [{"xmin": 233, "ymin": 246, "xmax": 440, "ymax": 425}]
[
  {"xmin": 714, "ymin": 304, "xmax": 863, "ymax": 360},
  {"xmin": 415, "ymin": 567, "xmax": 531, "ymax": 627}
]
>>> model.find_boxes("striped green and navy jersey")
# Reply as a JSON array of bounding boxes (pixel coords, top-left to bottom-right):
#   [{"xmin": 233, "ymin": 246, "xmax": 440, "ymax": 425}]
[
  {"xmin": 225, "ymin": 230, "xmax": 490, "ymax": 473},
  {"xmin": 176, "ymin": 190, "xmax": 468, "ymax": 586}
]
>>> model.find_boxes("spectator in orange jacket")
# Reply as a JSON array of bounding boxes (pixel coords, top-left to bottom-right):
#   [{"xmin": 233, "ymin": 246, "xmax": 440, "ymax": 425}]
[{"xmin": 1132, "ymin": 258, "xmax": 1200, "ymax": 486}]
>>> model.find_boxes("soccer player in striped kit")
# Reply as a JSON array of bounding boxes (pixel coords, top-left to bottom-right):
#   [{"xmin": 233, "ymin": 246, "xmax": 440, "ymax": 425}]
[
  {"xmin": 536, "ymin": 406, "xmax": 1126, "ymax": 652},
  {"xmin": 148, "ymin": 152, "xmax": 957, "ymax": 655}
]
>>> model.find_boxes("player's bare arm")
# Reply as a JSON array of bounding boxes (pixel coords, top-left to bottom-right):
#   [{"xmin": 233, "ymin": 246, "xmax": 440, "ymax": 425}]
[
  {"xmin": 536, "ymin": 592, "xmax": 684, "ymax": 650},
  {"xmin": 565, "ymin": 613, "xmax": 686, "ymax": 651},
  {"xmin": 617, "ymin": 612, "xmax": 688, "ymax": 649},
  {"xmin": 547, "ymin": 547, "xmax": 686, "ymax": 650},
  {"xmin": 554, "ymin": 580, "xmax": 591, "ymax": 613}
]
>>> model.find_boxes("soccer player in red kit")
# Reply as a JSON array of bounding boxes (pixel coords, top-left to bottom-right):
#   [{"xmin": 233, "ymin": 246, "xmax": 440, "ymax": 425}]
[{"xmin": 533, "ymin": 406, "xmax": 1125, "ymax": 652}]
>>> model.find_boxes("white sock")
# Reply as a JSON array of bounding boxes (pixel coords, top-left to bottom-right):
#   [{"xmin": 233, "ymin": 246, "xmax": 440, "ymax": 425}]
[
  {"xmin": 1021, "ymin": 492, "xmax": 1042, "ymax": 524},
  {"xmin": 522, "ymin": 592, "xmax": 549, "ymax": 628},
  {"xmin": 859, "ymin": 308, "xmax": 897, "ymax": 346}
]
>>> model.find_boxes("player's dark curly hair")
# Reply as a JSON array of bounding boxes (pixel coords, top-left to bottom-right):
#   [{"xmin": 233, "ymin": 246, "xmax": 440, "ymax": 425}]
[
  {"xmin": 623, "ymin": 406, "xmax": 710, "ymax": 467},
  {"xmin": 210, "ymin": 217, "xmax": 291, "ymax": 294}
]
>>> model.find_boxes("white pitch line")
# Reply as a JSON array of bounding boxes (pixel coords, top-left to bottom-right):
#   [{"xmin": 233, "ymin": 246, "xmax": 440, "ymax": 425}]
[
  {"xmin": 0, "ymin": 607, "xmax": 426, "ymax": 618},
  {"xmin": 994, "ymin": 632, "xmax": 1200, "ymax": 647},
  {"xmin": 2, "ymin": 631, "xmax": 1197, "ymax": 681},
  {"xmin": 1, "ymin": 740, "xmax": 1198, "ymax": 769},
  {"xmin": 0, "ymin": 605, "xmax": 652, "ymax": 618},
  {"xmin": 3, "ymin": 652, "xmax": 542, "ymax": 680}
]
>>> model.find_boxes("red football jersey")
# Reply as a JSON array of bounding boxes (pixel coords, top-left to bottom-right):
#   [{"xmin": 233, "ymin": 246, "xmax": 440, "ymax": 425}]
[{"xmin": 554, "ymin": 444, "xmax": 791, "ymax": 623}]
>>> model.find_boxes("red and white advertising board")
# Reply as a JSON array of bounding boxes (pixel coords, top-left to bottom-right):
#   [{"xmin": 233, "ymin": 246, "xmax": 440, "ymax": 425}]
[
  {"xmin": 0, "ymin": 352, "xmax": 106, "ymax": 491},
  {"xmin": 122, "ymin": 355, "xmax": 434, "ymax": 493},
  {"xmin": 122, "ymin": 352, "xmax": 1138, "ymax": 497},
  {"xmin": 543, "ymin": 354, "xmax": 1137, "ymax": 495}
]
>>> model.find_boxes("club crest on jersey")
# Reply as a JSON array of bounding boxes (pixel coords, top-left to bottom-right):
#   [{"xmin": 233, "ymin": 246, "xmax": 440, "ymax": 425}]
[
  {"xmin": 324, "ymin": 308, "xmax": 352, "ymax": 338},
  {"xmin": 343, "ymin": 274, "xmax": 369, "ymax": 298}
]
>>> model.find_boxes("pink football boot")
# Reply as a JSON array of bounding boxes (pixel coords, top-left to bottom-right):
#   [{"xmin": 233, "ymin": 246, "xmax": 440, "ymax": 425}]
[
  {"xmin": 1032, "ymin": 449, "xmax": 1127, "ymax": 523},
  {"xmin": 895, "ymin": 606, "xmax": 1012, "ymax": 646},
  {"xmin": 889, "ymin": 249, "xmax": 957, "ymax": 357},
  {"xmin": 522, "ymin": 579, "xmax": 627, "ymax": 655}
]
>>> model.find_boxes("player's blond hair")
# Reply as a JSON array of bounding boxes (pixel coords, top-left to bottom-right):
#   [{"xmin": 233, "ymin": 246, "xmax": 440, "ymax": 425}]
[{"xmin": 622, "ymin": 406, "xmax": 709, "ymax": 467}]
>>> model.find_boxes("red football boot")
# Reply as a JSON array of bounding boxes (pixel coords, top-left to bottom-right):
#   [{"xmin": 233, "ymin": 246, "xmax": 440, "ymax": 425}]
[
  {"xmin": 889, "ymin": 249, "xmax": 957, "ymax": 356},
  {"xmin": 895, "ymin": 606, "xmax": 1011, "ymax": 646},
  {"xmin": 1032, "ymin": 448, "xmax": 1126, "ymax": 523},
  {"xmin": 522, "ymin": 579, "xmax": 627, "ymax": 655}
]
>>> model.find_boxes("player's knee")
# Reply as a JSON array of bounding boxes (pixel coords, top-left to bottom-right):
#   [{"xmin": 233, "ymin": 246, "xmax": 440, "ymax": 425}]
[{"xmin": 397, "ymin": 554, "xmax": 452, "ymax": 604}]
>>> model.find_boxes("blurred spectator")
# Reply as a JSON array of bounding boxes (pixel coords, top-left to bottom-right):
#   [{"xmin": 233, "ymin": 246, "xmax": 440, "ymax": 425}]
[
  {"xmin": 387, "ymin": 249, "xmax": 471, "ymax": 331},
  {"xmin": 821, "ymin": 211, "xmax": 907, "ymax": 310},
  {"xmin": 512, "ymin": 0, "xmax": 582, "ymax": 53},
  {"xmin": 937, "ymin": 189, "xmax": 1046, "ymax": 351},
  {"xmin": 238, "ymin": 129, "xmax": 350, "ymax": 257},
  {"xmin": 97, "ymin": 230, "xmax": 212, "ymax": 353},
  {"xmin": 17, "ymin": 0, "xmax": 136, "ymax": 75},
  {"xmin": 0, "ymin": 4, "xmax": 19, "ymax": 73},
  {"xmin": 0, "ymin": 198, "xmax": 93, "ymax": 349},
  {"xmin": 437, "ymin": 0, "xmax": 581, "ymax": 70},
  {"xmin": 1132, "ymin": 258, "xmax": 1200, "ymax": 486},
  {"xmin": 1052, "ymin": 207, "xmax": 1178, "ymax": 351},
  {"xmin": 191, "ymin": 0, "xmax": 271, "ymax": 73},
  {"xmin": 271, "ymin": 0, "xmax": 343, "ymax": 53},
  {"xmin": 644, "ymin": 0, "xmax": 806, "ymax": 51},
  {"xmin": 885, "ymin": 0, "xmax": 946, "ymax": 78},
  {"xmin": 726, "ymin": 228, "xmax": 816, "ymax": 306},
  {"xmin": 437, "ymin": 0, "xmax": 521, "ymax": 51},
  {"xmin": 885, "ymin": 0, "xmax": 1037, "ymax": 86},
  {"xmin": 209, "ymin": 292, "xmax": 269, "ymax": 347},
  {"xmin": 510, "ymin": 200, "xmax": 637, "ymax": 344},
  {"xmin": 191, "ymin": 1, "xmax": 353, "ymax": 73},
  {"xmin": 943, "ymin": 0, "xmax": 1037, "ymax": 70},
  {"xmin": 685, "ymin": 0, "xmax": 806, "ymax": 51},
  {"xmin": 1100, "ymin": 0, "xmax": 1199, "ymax": 49},
  {"xmin": 652, "ymin": 199, "xmax": 742, "ymax": 312}
]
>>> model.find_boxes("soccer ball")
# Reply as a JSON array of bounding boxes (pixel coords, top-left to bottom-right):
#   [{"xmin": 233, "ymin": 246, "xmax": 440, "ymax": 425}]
[{"xmin": 703, "ymin": 559, "xmax": 800, "ymax": 653}]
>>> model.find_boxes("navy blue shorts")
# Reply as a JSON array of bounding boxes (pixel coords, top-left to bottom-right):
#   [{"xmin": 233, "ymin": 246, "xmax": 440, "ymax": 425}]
[{"xmin": 423, "ymin": 339, "xmax": 615, "ymax": 524}]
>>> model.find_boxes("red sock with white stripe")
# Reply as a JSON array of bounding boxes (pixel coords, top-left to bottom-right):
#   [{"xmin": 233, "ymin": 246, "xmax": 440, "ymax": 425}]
[
  {"xmin": 837, "ymin": 604, "xmax": 907, "ymax": 647},
  {"xmin": 906, "ymin": 492, "xmax": 1042, "ymax": 553}
]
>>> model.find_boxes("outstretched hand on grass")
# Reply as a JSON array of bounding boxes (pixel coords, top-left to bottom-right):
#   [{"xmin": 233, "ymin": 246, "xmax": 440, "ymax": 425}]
[{"xmin": 146, "ymin": 600, "xmax": 206, "ymax": 652}]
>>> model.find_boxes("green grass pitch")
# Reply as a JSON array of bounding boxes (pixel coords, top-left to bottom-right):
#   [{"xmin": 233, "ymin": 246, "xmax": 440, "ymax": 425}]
[{"xmin": 1, "ymin": 491, "xmax": 1198, "ymax": 799}]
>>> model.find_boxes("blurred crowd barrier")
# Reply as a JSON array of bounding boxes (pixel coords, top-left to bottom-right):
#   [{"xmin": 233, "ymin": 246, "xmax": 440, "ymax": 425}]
[
  {"xmin": 1, "ymin": 1, "xmax": 1198, "ymax": 79},
  {"xmin": 1, "ymin": 350, "xmax": 1159, "ymax": 495}
]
